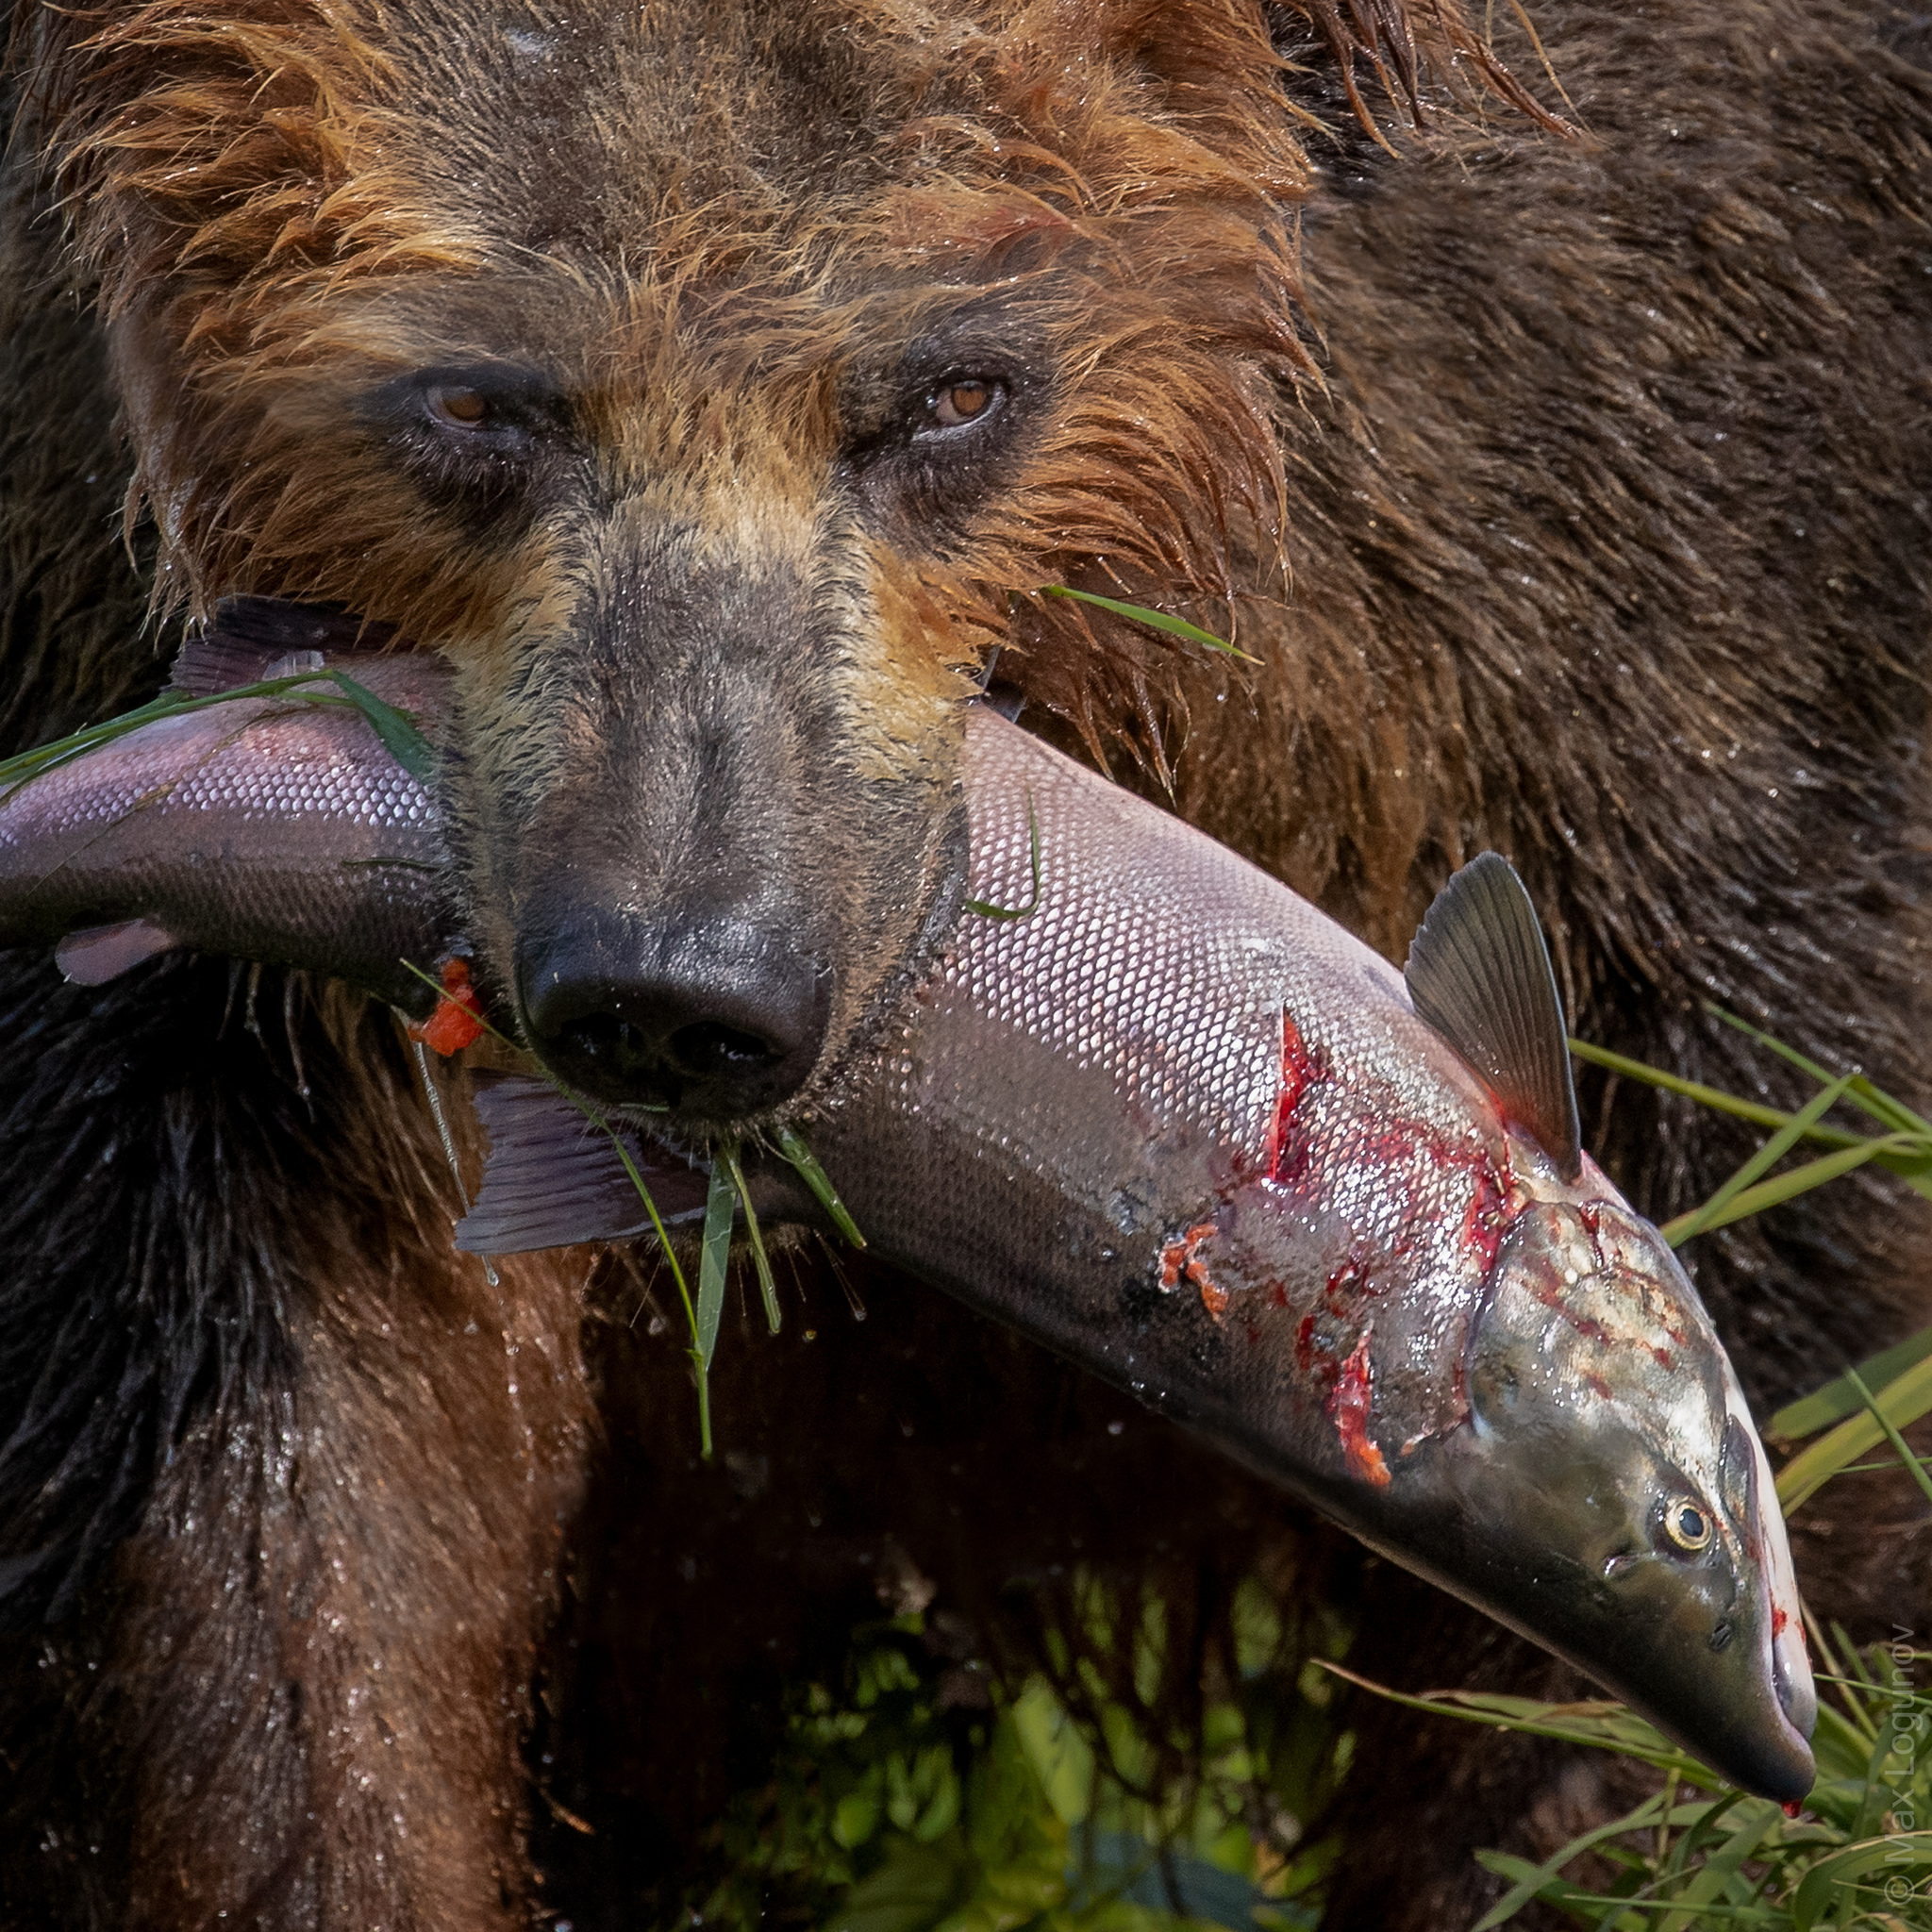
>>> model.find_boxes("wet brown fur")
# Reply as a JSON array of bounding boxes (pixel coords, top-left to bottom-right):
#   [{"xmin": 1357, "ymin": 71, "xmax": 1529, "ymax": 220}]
[{"xmin": 4, "ymin": 1, "xmax": 1931, "ymax": 1926}]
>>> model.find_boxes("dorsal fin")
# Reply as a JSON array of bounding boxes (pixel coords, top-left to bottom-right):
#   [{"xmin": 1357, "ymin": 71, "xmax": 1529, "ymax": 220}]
[
  {"xmin": 1404, "ymin": 853, "xmax": 1582, "ymax": 1182},
  {"xmin": 167, "ymin": 599, "xmax": 392, "ymax": 695}
]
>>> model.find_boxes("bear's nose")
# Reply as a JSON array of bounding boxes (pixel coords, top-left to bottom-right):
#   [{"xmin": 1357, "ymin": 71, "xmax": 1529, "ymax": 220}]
[{"xmin": 517, "ymin": 911, "xmax": 828, "ymax": 1118}]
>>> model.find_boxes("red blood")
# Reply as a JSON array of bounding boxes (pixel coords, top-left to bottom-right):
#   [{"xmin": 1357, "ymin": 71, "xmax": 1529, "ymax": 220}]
[
  {"xmin": 1652, "ymin": 1347, "xmax": 1675, "ymax": 1371},
  {"xmin": 1528, "ymin": 1278, "xmax": 1617, "ymax": 1346},
  {"xmin": 1581, "ymin": 1371, "xmax": 1613, "ymax": 1400},
  {"xmin": 1324, "ymin": 1256, "xmax": 1372, "ymax": 1310},
  {"xmin": 1265, "ymin": 1010, "xmax": 1324, "ymax": 1184},
  {"xmin": 1160, "ymin": 1222, "xmax": 1224, "ymax": 1316},
  {"xmin": 1267, "ymin": 1281, "xmax": 1290, "ymax": 1308},
  {"xmin": 1782, "ymin": 1801, "xmax": 1802, "ymax": 1820},
  {"xmin": 1295, "ymin": 1314, "xmax": 1319, "ymax": 1371},
  {"xmin": 1459, "ymin": 1158, "xmax": 1509, "ymax": 1274},
  {"xmin": 1329, "ymin": 1334, "xmax": 1391, "ymax": 1488},
  {"xmin": 1772, "ymin": 1607, "xmax": 1789, "ymax": 1636},
  {"xmin": 408, "ymin": 958, "xmax": 485, "ymax": 1056}
]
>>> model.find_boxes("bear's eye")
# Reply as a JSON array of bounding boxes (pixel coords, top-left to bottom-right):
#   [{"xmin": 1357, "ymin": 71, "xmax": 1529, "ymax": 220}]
[
  {"xmin": 426, "ymin": 385, "xmax": 491, "ymax": 430},
  {"xmin": 917, "ymin": 376, "xmax": 1004, "ymax": 440},
  {"xmin": 1661, "ymin": 1496, "xmax": 1713, "ymax": 1553}
]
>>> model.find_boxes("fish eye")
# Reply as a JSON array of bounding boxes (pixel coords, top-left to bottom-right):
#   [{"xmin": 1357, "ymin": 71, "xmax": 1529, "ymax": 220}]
[
  {"xmin": 426, "ymin": 384, "xmax": 491, "ymax": 430},
  {"xmin": 917, "ymin": 375, "xmax": 1004, "ymax": 439},
  {"xmin": 1662, "ymin": 1496, "xmax": 1713, "ymax": 1552}
]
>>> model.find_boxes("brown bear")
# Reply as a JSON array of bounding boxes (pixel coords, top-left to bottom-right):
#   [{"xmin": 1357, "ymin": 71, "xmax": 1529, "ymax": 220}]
[{"xmin": 2, "ymin": 1, "xmax": 1928, "ymax": 1926}]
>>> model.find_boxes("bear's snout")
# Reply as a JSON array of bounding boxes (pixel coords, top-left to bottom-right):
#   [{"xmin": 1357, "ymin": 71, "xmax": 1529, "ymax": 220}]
[{"xmin": 516, "ymin": 902, "xmax": 830, "ymax": 1119}]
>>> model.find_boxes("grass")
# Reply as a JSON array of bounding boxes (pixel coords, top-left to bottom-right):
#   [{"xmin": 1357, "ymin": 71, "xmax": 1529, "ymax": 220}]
[
  {"xmin": 671, "ymin": 1576, "xmax": 1354, "ymax": 1932},
  {"xmin": 399, "ymin": 956, "xmax": 864, "ymax": 1462},
  {"xmin": 3, "ymin": 668, "xmax": 873, "ymax": 1464},
  {"xmin": 1323, "ymin": 1625, "xmax": 1931, "ymax": 1930},
  {"xmin": 1038, "ymin": 587, "xmax": 1257, "ymax": 663},
  {"xmin": 1350, "ymin": 1016, "xmax": 1932, "ymax": 1929},
  {"xmin": 0, "ymin": 667, "xmax": 438, "ymax": 794}
]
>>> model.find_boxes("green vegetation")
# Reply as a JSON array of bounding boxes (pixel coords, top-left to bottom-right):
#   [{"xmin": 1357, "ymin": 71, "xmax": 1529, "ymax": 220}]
[
  {"xmin": 10, "ymin": 625, "xmax": 1928, "ymax": 1925},
  {"xmin": 0, "ymin": 667, "xmax": 438, "ymax": 793},
  {"xmin": 1329, "ymin": 1626, "xmax": 1928, "ymax": 1929},
  {"xmin": 673, "ymin": 1577, "xmax": 1354, "ymax": 1932}
]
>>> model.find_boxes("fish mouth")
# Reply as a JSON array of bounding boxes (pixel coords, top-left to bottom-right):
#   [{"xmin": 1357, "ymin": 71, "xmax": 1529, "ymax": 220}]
[
  {"xmin": 1774, "ymin": 1613, "xmax": 1817, "ymax": 1744},
  {"xmin": 1619, "ymin": 1562, "xmax": 1815, "ymax": 1804},
  {"xmin": 1372, "ymin": 1434, "xmax": 1819, "ymax": 1803}
]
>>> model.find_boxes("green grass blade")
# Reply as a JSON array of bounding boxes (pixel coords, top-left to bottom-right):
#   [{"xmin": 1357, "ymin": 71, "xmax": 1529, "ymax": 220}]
[
  {"xmin": 0, "ymin": 669, "xmax": 439, "ymax": 801},
  {"xmin": 1791, "ymin": 1832, "xmax": 1932, "ymax": 1931},
  {"xmin": 697, "ymin": 1152, "xmax": 735, "ymax": 1372},
  {"xmin": 563, "ymin": 1094, "xmax": 710, "ymax": 1458},
  {"xmin": 1770, "ymin": 1324, "xmax": 1932, "ymax": 1441},
  {"xmin": 1314, "ymin": 1664, "xmax": 1707, "ymax": 1778},
  {"xmin": 963, "ymin": 794, "xmax": 1042, "ymax": 920},
  {"xmin": 1653, "ymin": 1799, "xmax": 1779, "ymax": 1932},
  {"xmin": 1661, "ymin": 1072, "xmax": 1857, "ymax": 1247},
  {"xmin": 724, "ymin": 1143, "xmax": 781, "ymax": 1335},
  {"xmin": 1039, "ymin": 586, "xmax": 1257, "ymax": 661},
  {"xmin": 1469, "ymin": 1794, "xmax": 1671, "ymax": 1930},
  {"xmin": 1570, "ymin": 1038, "xmax": 1932, "ymax": 1203},
  {"xmin": 1659, "ymin": 1134, "xmax": 1918, "ymax": 1246},
  {"xmin": 1707, "ymin": 1006, "xmax": 1932, "ymax": 1138},
  {"xmin": 1481, "ymin": 1896, "xmax": 1774, "ymax": 1922},
  {"xmin": 776, "ymin": 1125, "xmax": 865, "ymax": 1248},
  {"xmin": 324, "ymin": 670, "xmax": 438, "ymax": 784},
  {"xmin": 1775, "ymin": 1352, "xmax": 1932, "ymax": 1512},
  {"xmin": 1845, "ymin": 1367, "xmax": 1932, "ymax": 1511},
  {"xmin": 1568, "ymin": 1041, "xmax": 1849, "ymax": 1140}
]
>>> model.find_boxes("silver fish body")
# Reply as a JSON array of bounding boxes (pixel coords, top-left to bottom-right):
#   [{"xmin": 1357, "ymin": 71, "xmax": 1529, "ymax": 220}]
[
  {"xmin": 0, "ymin": 630, "xmax": 1817, "ymax": 1800},
  {"xmin": 0, "ymin": 652, "xmax": 454, "ymax": 1010},
  {"xmin": 767, "ymin": 709, "xmax": 1813, "ymax": 1799}
]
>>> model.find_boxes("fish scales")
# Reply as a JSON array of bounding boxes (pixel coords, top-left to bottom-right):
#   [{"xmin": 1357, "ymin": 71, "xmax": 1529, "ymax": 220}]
[
  {"xmin": 716, "ymin": 711, "xmax": 1819, "ymax": 1800},
  {"xmin": 820, "ymin": 710, "xmax": 1530, "ymax": 1471},
  {"xmin": 0, "ymin": 657, "xmax": 455, "ymax": 1009},
  {"xmin": 0, "ymin": 611, "xmax": 1818, "ymax": 1802}
]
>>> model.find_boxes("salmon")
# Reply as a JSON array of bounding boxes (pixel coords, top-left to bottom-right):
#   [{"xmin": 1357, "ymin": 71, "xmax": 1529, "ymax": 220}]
[{"xmin": 0, "ymin": 600, "xmax": 1817, "ymax": 1800}]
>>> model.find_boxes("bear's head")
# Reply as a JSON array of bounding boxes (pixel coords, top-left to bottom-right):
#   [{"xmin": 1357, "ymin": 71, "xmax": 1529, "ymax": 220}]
[{"xmin": 25, "ymin": 0, "xmax": 1501, "ymax": 1127}]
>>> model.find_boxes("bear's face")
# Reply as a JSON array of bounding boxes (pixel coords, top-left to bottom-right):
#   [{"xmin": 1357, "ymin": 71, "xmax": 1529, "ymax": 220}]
[{"xmin": 39, "ymin": 0, "xmax": 1314, "ymax": 1126}]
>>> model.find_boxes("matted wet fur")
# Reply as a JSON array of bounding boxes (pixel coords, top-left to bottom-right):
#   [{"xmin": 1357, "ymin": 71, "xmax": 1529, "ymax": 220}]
[{"xmin": 2, "ymin": 1, "xmax": 1929, "ymax": 1925}]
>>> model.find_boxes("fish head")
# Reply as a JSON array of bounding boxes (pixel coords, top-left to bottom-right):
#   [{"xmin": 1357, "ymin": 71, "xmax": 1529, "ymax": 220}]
[{"xmin": 1432, "ymin": 1195, "xmax": 1815, "ymax": 1800}]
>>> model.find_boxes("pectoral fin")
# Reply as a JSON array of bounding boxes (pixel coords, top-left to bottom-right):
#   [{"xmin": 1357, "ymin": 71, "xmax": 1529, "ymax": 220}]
[
  {"xmin": 1404, "ymin": 853, "xmax": 1582, "ymax": 1182},
  {"xmin": 458, "ymin": 1074, "xmax": 820, "ymax": 1257},
  {"xmin": 457, "ymin": 1074, "xmax": 701, "ymax": 1255},
  {"xmin": 56, "ymin": 918, "xmax": 181, "ymax": 985}
]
